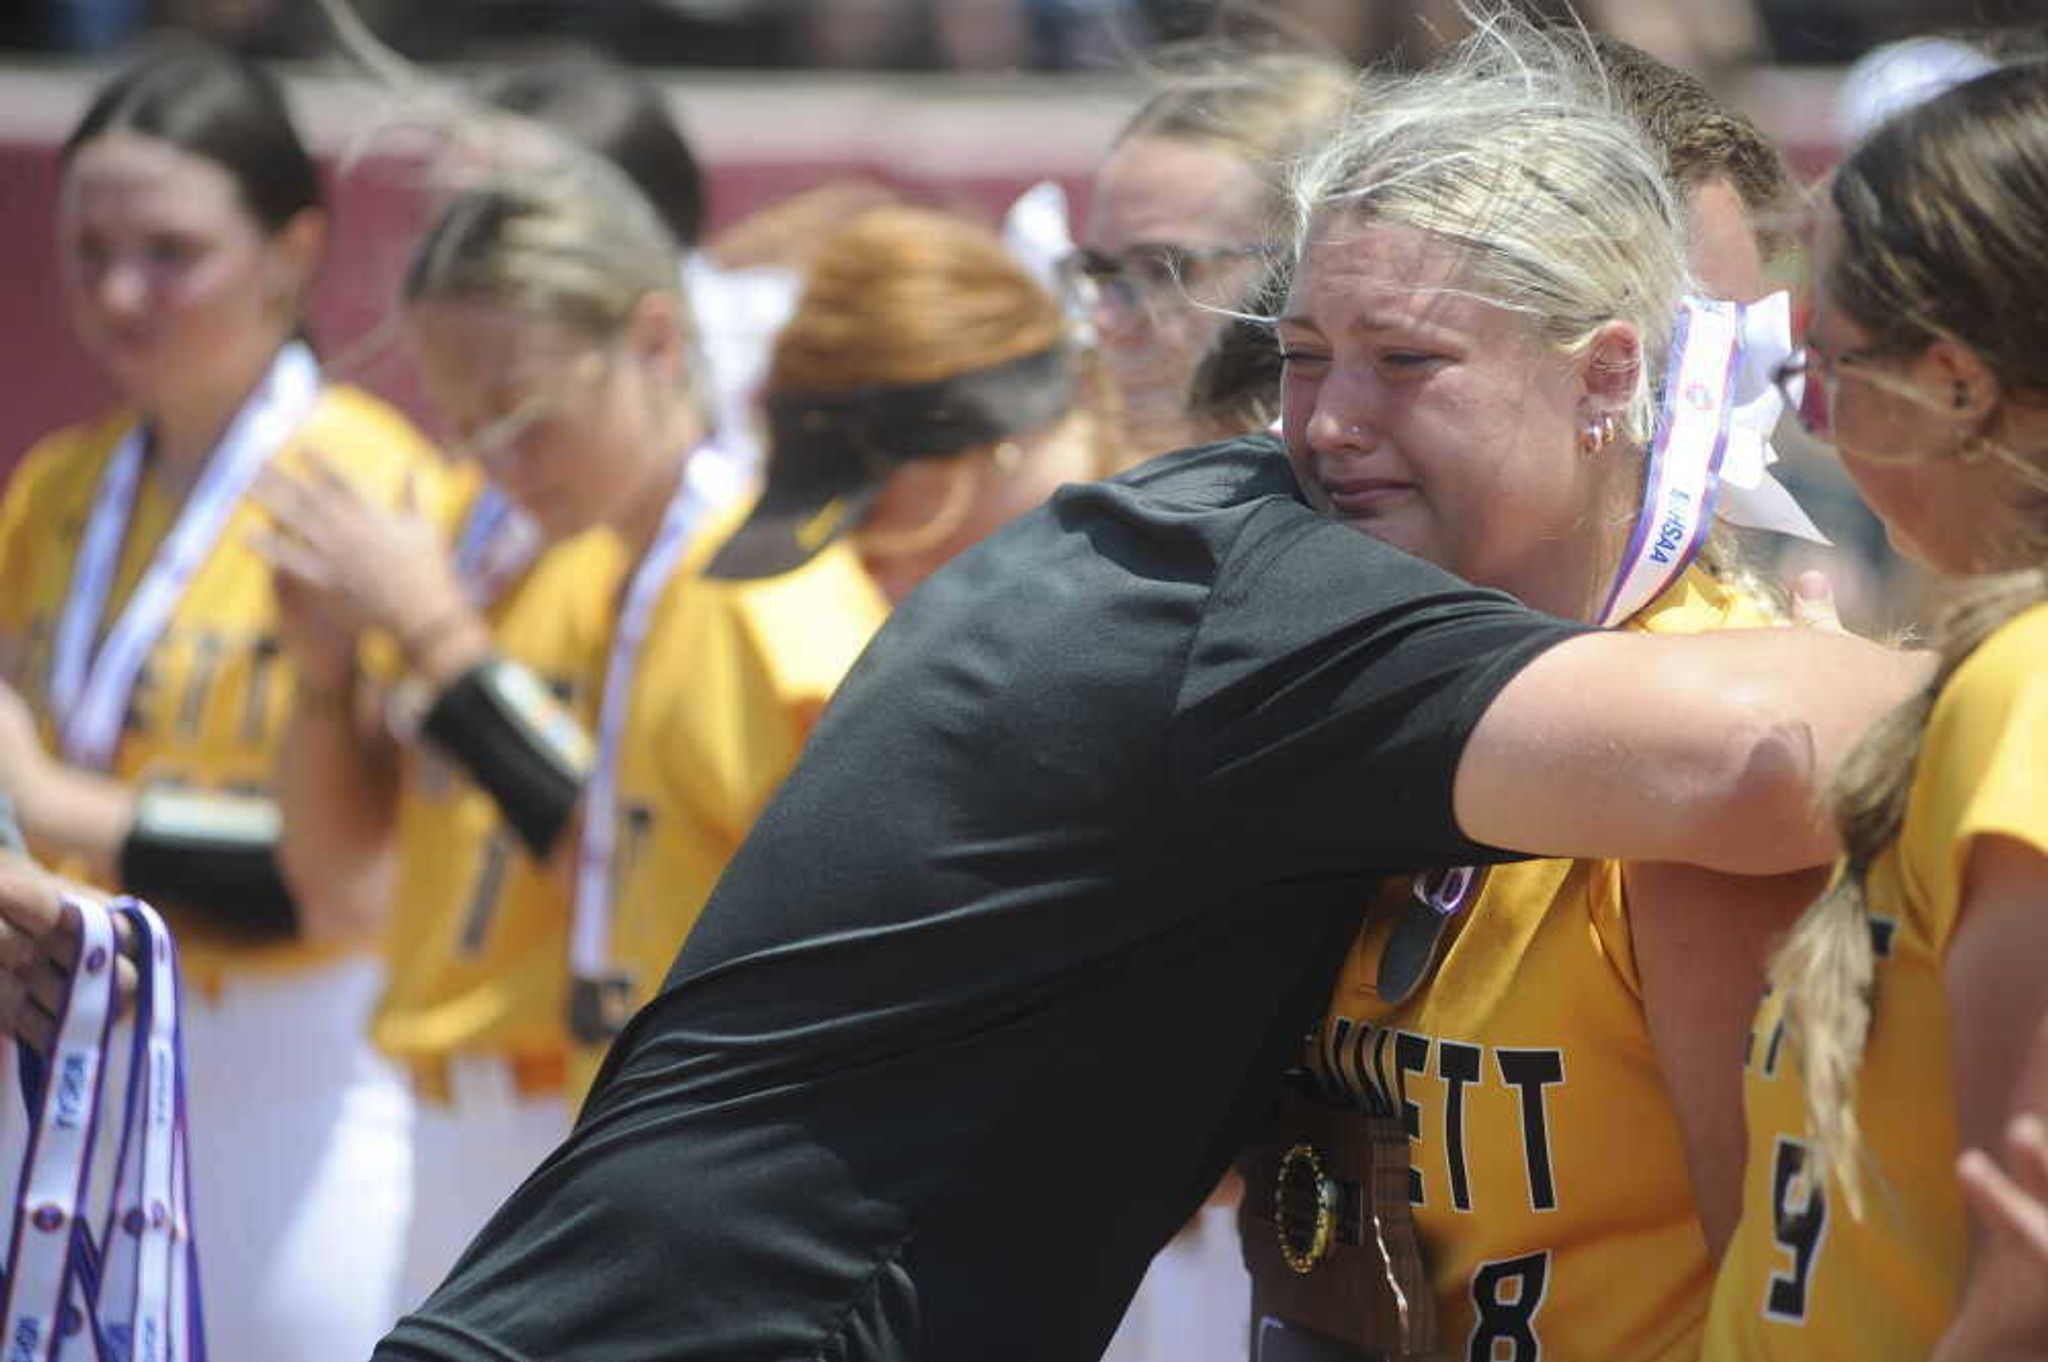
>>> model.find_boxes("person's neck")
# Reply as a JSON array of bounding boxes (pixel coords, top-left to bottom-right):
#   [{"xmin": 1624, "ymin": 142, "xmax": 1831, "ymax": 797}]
[
  {"xmin": 614, "ymin": 408, "xmax": 707, "ymax": 561},
  {"xmin": 142, "ymin": 339, "xmax": 288, "ymax": 497}
]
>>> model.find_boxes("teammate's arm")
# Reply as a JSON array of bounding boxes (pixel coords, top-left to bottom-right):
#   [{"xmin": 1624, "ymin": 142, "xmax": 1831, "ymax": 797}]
[
  {"xmin": 271, "ymin": 659, "xmax": 403, "ymax": 942},
  {"xmin": 1624, "ymin": 860, "xmax": 1828, "ymax": 1256},
  {"xmin": 1945, "ymin": 836, "xmax": 2048, "ymax": 1201},
  {"xmin": 1455, "ymin": 627, "xmax": 1930, "ymax": 875}
]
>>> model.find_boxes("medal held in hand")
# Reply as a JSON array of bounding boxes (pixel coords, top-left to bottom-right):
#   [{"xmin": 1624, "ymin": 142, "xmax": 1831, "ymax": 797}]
[{"xmin": 1, "ymin": 896, "xmax": 204, "ymax": 1362}]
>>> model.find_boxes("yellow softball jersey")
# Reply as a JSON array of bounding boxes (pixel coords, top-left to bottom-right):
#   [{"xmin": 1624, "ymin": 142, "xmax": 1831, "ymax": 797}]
[
  {"xmin": 1702, "ymin": 601, "xmax": 2048, "ymax": 1362},
  {"xmin": 1303, "ymin": 567, "xmax": 1775, "ymax": 1362},
  {"xmin": 0, "ymin": 388, "xmax": 454, "ymax": 986},
  {"xmin": 370, "ymin": 515, "xmax": 627, "ymax": 1098},
  {"xmin": 564, "ymin": 527, "xmax": 888, "ymax": 1097}
]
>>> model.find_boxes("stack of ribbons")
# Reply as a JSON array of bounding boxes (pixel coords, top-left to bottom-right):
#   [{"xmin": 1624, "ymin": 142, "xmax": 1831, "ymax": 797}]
[{"xmin": 1, "ymin": 895, "xmax": 203, "ymax": 1362}]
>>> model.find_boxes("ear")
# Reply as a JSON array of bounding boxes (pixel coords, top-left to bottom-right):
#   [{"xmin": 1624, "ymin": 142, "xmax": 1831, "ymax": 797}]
[
  {"xmin": 1575, "ymin": 319, "xmax": 1642, "ymax": 420},
  {"xmin": 624, "ymin": 290, "xmax": 689, "ymax": 387},
  {"xmin": 267, "ymin": 208, "xmax": 327, "ymax": 315},
  {"xmin": 1913, "ymin": 336, "xmax": 2001, "ymax": 427}
]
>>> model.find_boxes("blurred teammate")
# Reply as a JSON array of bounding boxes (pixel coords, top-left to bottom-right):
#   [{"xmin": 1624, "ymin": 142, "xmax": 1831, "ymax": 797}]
[
  {"xmin": 1072, "ymin": 45, "xmax": 1352, "ymax": 468},
  {"xmin": 1702, "ymin": 61, "xmax": 2048, "ymax": 1362},
  {"xmin": 0, "ymin": 40, "xmax": 449, "ymax": 1362},
  {"xmin": 473, "ymin": 49, "xmax": 798, "ymax": 495}
]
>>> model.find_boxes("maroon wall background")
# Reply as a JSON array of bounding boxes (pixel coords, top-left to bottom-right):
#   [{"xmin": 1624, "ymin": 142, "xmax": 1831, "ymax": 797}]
[
  {"xmin": 0, "ymin": 68, "xmax": 1119, "ymax": 478},
  {"xmin": 0, "ymin": 63, "xmax": 1840, "ymax": 481}
]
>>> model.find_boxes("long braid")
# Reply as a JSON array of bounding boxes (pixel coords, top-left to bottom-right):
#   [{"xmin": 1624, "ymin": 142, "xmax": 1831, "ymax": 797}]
[{"xmin": 1775, "ymin": 569, "xmax": 2045, "ymax": 1214}]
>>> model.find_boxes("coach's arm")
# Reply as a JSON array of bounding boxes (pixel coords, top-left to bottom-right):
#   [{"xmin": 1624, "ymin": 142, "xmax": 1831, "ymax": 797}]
[{"xmin": 1455, "ymin": 627, "xmax": 1930, "ymax": 876}]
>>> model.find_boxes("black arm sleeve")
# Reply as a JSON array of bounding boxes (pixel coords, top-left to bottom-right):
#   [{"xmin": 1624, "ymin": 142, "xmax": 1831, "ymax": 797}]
[
  {"xmin": 1175, "ymin": 505, "xmax": 1590, "ymax": 878},
  {"xmin": 117, "ymin": 787, "xmax": 299, "ymax": 941},
  {"xmin": 419, "ymin": 659, "xmax": 590, "ymax": 860}
]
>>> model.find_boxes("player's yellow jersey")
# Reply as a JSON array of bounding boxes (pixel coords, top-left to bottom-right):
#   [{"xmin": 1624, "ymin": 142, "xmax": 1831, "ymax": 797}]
[
  {"xmin": 1303, "ymin": 567, "xmax": 1775, "ymax": 1362},
  {"xmin": 565, "ymin": 523, "xmax": 888, "ymax": 1096},
  {"xmin": 370, "ymin": 512, "xmax": 627, "ymax": 1098},
  {"xmin": 1702, "ymin": 600, "xmax": 2048, "ymax": 1362},
  {"xmin": 0, "ymin": 387, "xmax": 454, "ymax": 987}
]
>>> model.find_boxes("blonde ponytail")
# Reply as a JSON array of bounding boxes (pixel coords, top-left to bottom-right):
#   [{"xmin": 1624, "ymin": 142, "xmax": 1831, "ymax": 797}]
[{"xmin": 1773, "ymin": 567, "xmax": 2048, "ymax": 1214}]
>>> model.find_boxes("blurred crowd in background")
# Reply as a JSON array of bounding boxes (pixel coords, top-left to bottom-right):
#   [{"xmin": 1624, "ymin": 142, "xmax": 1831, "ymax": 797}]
[
  {"xmin": 7, "ymin": 0, "xmax": 2048, "ymax": 635},
  {"xmin": 8, "ymin": 0, "xmax": 2048, "ymax": 71}
]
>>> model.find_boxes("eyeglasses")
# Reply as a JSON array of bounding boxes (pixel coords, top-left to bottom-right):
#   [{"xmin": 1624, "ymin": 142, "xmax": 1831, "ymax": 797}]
[
  {"xmin": 446, "ymin": 349, "xmax": 611, "ymax": 464},
  {"xmin": 1055, "ymin": 242, "xmax": 1266, "ymax": 313},
  {"xmin": 1770, "ymin": 343, "xmax": 1892, "ymax": 437}
]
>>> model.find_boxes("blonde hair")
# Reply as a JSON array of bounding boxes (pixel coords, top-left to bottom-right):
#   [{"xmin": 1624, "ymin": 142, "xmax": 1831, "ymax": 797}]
[
  {"xmin": 313, "ymin": 0, "xmax": 704, "ymax": 408},
  {"xmin": 1285, "ymin": 19, "xmax": 1688, "ymax": 447},
  {"xmin": 1770, "ymin": 61, "xmax": 2048, "ymax": 1213},
  {"xmin": 1118, "ymin": 44, "xmax": 1356, "ymax": 229},
  {"xmin": 404, "ymin": 152, "xmax": 679, "ymax": 345}
]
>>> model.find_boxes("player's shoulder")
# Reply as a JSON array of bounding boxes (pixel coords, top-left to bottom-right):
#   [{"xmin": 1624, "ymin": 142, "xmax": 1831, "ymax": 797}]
[
  {"xmin": 1929, "ymin": 599, "xmax": 2048, "ymax": 741},
  {"xmin": 7, "ymin": 409, "xmax": 132, "ymax": 509},
  {"xmin": 1951, "ymin": 599, "xmax": 2048, "ymax": 692},
  {"xmin": 296, "ymin": 383, "xmax": 440, "ymax": 470},
  {"xmin": 677, "ymin": 529, "xmax": 886, "ymax": 703},
  {"xmin": 1630, "ymin": 564, "xmax": 1782, "ymax": 636}
]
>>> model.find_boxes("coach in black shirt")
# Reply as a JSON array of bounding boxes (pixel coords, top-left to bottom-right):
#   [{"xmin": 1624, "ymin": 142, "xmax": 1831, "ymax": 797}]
[{"xmin": 375, "ymin": 434, "xmax": 1911, "ymax": 1362}]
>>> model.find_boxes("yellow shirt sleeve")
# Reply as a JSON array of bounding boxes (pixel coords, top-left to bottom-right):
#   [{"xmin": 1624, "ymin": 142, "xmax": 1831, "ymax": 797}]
[{"xmin": 1900, "ymin": 601, "xmax": 2048, "ymax": 950}]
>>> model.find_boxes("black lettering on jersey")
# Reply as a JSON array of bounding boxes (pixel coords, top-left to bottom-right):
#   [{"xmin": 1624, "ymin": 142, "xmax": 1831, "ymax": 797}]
[
  {"xmin": 1496, "ymin": 1050, "xmax": 1564, "ymax": 1212},
  {"xmin": 177, "ymin": 629, "xmax": 227, "ymax": 738},
  {"xmin": 1395, "ymin": 1030, "xmax": 1430, "ymax": 1206},
  {"xmin": 1468, "ymin": 1251, "xmax": 1549, "ymax": 1362},
  {"xmin": 126, "ymin": 655, "xmax": 163, "ymax": 736},
  {"xmin": 1370, "ymin": 1028, "xmax": 1400, "ymax": 1136},
  {"xmin": 1867, "ymin": 916, "xmax": 1898, "ymax": 959},
  {"xmin": 612, "ymin": 801, "xmax": 658, "ymax": 903},
  {"xmin": 1354, "ymin": 1023, "xmax": 1396, "ymax": 1116},
  {"xmin": 1316, "ymin": 1018, "xmax": 1354, "ymax": 1104},
  {"xmin": 1764, "ymin": 1136, "xmax": 1828, "ymax": 1324},
  {"xmin": 240, "ymin": 635, "xmax": 283, "ymax": 744},
  {"xmin": 1762, "ymin": 1012, "xmax": 1788, "ymax": 1081},
  {"xmin": 458, "ymin": 828, "xmax": 515, "ymax": 957},
  {"xmin": 1319, "ymin": 1017, "xmax": 1395, "ymax": 1116},
  {"xmin": 1438, "ymin": 1040, "xmax": 1482, "ymax": 1213}
]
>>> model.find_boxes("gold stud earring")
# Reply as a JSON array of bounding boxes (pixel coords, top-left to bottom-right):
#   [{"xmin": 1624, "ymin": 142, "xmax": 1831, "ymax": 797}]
[
  {"xmin": 991, "ymin": 441, "xmax": 1024, "ymax": 475},
  {"xmin": 1579, "ymin": 413, "xmax": 1618, "ymax": 455}
]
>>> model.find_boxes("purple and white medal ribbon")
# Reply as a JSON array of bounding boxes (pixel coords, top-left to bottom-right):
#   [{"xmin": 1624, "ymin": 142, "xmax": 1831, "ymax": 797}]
[
  {"xmin": 451, "ymin": 486, "xmax": 541, "ymax": 610},
  {"xmin": 50, "ymin": 343, "xmax": 321, "ymax": 772},
  {"xmin": 1594, "ymin": 299, "xmax": 1742, "ymax": 627},
  {"xmin": 2, "ymin": 897, "xmax": 118, "ymax": 1362},
  {"xmin": 3, "ymin": 900, "xmax": 201, "ymax": 1362},
  {"xmin": 568, "ymin": 449, "xmax": 720, "ymax": 1036},
  {"xmin": 1595, "ymin": 292, "xmax": 1826, "ymax": 627}
]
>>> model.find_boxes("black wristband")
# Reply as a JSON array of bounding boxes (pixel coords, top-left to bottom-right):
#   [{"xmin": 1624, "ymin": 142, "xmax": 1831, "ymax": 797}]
[
  {"xmin": 420, "ymin": 659, "xmax": 590, "ymax": 859},
  {"xmin": 118, "ymin": 787, "xmax": 299, "ymax": 942}
]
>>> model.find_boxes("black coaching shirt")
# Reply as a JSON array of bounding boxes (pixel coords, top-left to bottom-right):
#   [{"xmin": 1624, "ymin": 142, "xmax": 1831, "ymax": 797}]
[{"xmin": 377, "ymin": 435, "xmax": 1587, "ymax": 1362}]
